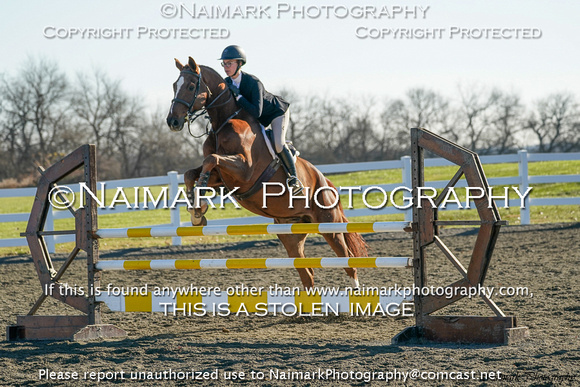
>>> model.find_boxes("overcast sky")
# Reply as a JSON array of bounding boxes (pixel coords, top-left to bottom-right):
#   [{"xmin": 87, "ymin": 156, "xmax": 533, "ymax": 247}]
[{"xmin": 1, "ymin": 0, "xmax": 579, "ymax": 110}]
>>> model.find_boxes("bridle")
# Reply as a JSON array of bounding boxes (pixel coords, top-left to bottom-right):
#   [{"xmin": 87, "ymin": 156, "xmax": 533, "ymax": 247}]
[
  {"xmin": 171, "ymin": 67, "xmax": 239, "ymax": 136},
  {"xmin": 171, "ymin": 68, "xmax": 203, "ymax": 119}
]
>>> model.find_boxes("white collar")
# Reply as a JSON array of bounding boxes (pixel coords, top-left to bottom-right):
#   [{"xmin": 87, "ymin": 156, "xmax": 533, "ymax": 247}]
[{"xmin": 231, "ymin": 72, "xmax": 242, "ymax": 87}]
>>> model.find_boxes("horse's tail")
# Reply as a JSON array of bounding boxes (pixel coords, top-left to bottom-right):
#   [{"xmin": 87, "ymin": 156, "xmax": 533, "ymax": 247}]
[
  {"xmin": 341, "ymin": 213, "xmax": 369, "ymax": 258},
  {"xmin": 325, "ymin": 177, "xmax": 369, "ymax": 258}
]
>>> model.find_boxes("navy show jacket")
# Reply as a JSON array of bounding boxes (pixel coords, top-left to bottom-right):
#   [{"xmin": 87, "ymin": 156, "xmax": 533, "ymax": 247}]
[{"xmin": 226, "ymin": 72, "xmax": 289, "ymax": 127}]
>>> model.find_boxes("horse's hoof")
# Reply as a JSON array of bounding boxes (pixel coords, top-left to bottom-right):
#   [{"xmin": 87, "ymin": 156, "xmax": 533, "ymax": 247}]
[{"xmin": 191, "ymin": 215, "xmax": 207, "ymax": 226}]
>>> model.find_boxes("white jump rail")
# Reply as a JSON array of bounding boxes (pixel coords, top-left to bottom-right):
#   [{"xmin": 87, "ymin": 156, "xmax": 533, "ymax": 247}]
[
  {"xmin": 96, "ymin": 290, "xmax": 412, "ymax": 314},
  {"xmin": 96, "ymin": 256, "xmax": 412, "ymax": 271},
  {"xmin": 95, "ymin": 221, "xmax": 411, "ymax": 239}
]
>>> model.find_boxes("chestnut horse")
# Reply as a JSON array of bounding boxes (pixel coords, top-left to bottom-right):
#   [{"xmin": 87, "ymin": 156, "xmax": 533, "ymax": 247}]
[{"xmin": 166, "ymin": 57, "xmax": 367, "ymax": 288}]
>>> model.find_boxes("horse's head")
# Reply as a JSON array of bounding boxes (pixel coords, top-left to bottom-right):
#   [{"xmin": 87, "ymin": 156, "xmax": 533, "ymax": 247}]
[{"xmin": 166, "ymin": 57, "xmax": 209, "ymax": 132}]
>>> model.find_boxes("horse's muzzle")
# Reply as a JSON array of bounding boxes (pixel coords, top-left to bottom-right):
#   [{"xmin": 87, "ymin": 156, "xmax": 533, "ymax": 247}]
[{"xmin": 167, "ymin": 116, "xmax": 184, "ymax": 132}]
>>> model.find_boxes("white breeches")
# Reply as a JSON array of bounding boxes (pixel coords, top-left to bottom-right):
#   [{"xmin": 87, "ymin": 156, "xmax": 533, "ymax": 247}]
[{"xmin": 270, "ymin": 109, "xmax": 290, "ymax": 153}]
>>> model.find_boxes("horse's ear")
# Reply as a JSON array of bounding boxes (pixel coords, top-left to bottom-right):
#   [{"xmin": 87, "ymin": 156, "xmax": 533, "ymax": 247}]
[
  {"xmin": 175, "ymin": 58, "xmax": 184, "ymax": 71},
  {"xmin": 188, "ymin": 57, "xmax": 200, "ymax": 74}
]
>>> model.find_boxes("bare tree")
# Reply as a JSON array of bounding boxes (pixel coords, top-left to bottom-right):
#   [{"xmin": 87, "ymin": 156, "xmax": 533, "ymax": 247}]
[
  {"xmin": 132, "ymin": 107, "xmax": 206, "ymax": 176},
  {"xmin": 455, "ymin": 84, "xmax": 501, "ymax": 152},
  {"xmin": 379, "ymin": 88, "xmax": 452, "ymax": 159},
  {"xmin": 282, "ymin": 92, "xmax": 352, "ymax": 164},
  {"xmin": 70, "ymin": 69, "xmax": 115, "ymax": 151},
  {"xmin": 69, "ymin": 69, "xmax": 146, "ymax": 178},
  {"xmin": 525, "ymin": 93, "xmax": 579, "ymax": 152},
  {"xmin": 570, "ymin": 121, "xmax": 580, "ymax": 151},
  {"xmin": 379, "ymin": 99, "xmax": 409, "ymax": 159},
  {"xmin": 0, "ymin": 57, "xmax": 68, "ymax": 179},
  {"xmin": 6, "ymin": 56, "xmax": 579, "ymax": 184},
  {"xmin": 334, "ymin": 96, "xmax": 380, "ymax": 162},
  {"xmin": 485, "ymin": 92, "xmax": 524, "ymax": 153},
  {"xmin": 405, "ymin": 88, "xmax": 450, "ymax": 132}
]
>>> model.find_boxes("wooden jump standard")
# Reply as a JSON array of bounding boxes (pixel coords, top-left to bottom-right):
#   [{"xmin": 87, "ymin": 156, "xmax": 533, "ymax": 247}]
[{"xmin": 6, "ymin": 128, "xmax": 529, "ymax": 343}]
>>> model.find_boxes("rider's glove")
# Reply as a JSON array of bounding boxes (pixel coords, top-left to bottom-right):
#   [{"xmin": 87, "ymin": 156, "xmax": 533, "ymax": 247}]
[{"xmin": 227, "ymin": 83, "xmax": 240, "ymax": 97}]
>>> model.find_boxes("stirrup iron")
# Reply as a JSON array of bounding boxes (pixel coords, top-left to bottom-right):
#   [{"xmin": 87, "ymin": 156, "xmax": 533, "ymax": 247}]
[{"xmin": 287, "ymin": 176, "xmax": 304, "ymax": 195}]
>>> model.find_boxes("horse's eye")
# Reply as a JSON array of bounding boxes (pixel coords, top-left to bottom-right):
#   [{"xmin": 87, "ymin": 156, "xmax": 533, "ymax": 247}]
[{"xmin": 188, "ymin": 86, "xmax": 194, "ymax": 91}]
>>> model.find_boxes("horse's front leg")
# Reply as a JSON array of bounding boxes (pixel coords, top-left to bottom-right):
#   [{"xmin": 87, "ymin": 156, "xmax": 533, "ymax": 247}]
[
  {"xmin": 184, "ymin": 165, "xmax": 221, "ymax": 226},
  {"xmin": 185, "ymin": 153, "xmax": 250, "ymax": 226}
]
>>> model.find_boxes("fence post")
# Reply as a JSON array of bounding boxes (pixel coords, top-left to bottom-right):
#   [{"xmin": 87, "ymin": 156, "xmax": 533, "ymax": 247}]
[
  {"xmin": 401, "ymin": 156, "xmax": 413, "ymax": 222},
  {"xmin": 168, "ymin": 171, "xmax": 182, "ymax": 246},
  {"xmin": 518, "ymin": 150, "xmax": 530, "ymax": 225}
]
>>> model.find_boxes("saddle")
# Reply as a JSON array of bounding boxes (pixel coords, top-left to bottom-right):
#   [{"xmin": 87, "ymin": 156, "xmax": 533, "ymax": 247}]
[{"xmin": 263, "ymin": 127, "xmax": 300, "ymax": 161}]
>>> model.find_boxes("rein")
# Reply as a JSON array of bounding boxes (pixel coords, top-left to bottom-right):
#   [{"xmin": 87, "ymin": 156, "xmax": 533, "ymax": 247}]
[{"xmin": 212, "ymin": 109, "xmax": 242, "ymax": 136}]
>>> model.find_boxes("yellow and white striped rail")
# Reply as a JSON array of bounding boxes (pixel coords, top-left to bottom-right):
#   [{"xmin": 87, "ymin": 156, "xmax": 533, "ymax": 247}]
[
  {"xmin": 96, "ymin": 257, "xmax": 412, "ymax": 271},
  {"xmin": 97, "ymin": 290, "xmax": 413, "ymax": 314},
  {"xmin": 95, "ymin": 221, "xmax": 411, "ymax": 239}
]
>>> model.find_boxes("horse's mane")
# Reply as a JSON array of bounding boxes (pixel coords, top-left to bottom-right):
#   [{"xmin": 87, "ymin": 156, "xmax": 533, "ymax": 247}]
[{"xmin": 197, "ymin": 64, "xmax": 225, "ymax": 83}]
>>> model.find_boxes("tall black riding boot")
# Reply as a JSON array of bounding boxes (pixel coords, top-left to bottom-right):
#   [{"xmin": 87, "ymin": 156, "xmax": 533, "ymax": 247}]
[{"xmin": 278, "ymin": 146, "xmax": 304, "ymax": 195}]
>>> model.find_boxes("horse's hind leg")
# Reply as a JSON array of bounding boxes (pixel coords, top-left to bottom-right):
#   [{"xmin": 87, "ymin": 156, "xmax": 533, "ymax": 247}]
[
  {"xmin": 322, "ymin": 233, "xmax": 360, "ymax": 289},
  {"xmin": 277, "ymin": 233, "xmax": 313, "ymax": 289}
]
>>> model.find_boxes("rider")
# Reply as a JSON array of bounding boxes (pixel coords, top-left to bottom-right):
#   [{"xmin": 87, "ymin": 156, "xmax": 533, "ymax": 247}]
[{"xmin": 219, "ymin": 45, "xmax": 304, "ymax": 195}]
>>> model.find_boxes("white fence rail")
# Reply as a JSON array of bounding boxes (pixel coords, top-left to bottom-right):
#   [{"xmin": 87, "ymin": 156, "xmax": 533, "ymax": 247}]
[{"xmin": 1, "ymin": 150, "xmax": 579, "ymax": 252}]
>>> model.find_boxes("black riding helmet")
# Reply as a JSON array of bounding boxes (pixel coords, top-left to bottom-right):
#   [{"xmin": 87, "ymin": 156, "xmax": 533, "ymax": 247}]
[{"xmin": 219, "ymin": 45, "xmax": 247, "ymax": 65}]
